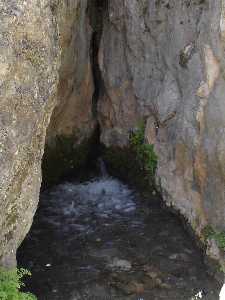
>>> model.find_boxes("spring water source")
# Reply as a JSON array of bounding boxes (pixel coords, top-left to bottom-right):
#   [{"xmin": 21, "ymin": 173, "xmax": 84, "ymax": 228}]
[{"xmin": 18, "ymin": 164, "xmax": 220, "ymax": 299}]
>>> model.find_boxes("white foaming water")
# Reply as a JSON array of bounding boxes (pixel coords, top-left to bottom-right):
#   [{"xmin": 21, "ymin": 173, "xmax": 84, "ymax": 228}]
[
  {"xmin": 220, "ymin": 284, "xmax": 225, "ymax": 300},
  {"xmin": 21, "ymin": 175, "xmax": 220, "ymax": 299},
  {"xmin": 98, "ymin": 158, "xmax": 108, "ymax": 177},
  {"xmin": 42, "ymin": 177, "xmax": 136, "ymax": 234}
]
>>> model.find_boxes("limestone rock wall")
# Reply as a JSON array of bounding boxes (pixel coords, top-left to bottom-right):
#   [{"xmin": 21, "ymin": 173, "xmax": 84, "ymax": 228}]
[
  {"xmin": 42, "ymin": 0, "xmax": 97, "ymax": 186},
  {"xmin": 98, "ymin": 0, "xmax": 225, "ymax": 251},
  {"xmin": 0, "ymin": 0, "xmax": 60, "ymax": 267},
  {"xmin": 46, "ymin": 0, "xmax": 95, "ymax": 144},
  {"xmin": 0, "ymin": 0, "xmax": 94, "ymax": 267}
]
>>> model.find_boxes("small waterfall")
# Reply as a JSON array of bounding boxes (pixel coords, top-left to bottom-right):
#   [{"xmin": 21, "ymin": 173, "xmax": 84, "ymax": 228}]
[{"xmin": 98, "ymin": 157, "xmax": 108, "ymax": 177}]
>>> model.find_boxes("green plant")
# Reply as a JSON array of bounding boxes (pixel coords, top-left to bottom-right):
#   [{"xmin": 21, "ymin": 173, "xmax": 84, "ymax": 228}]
[
  {"xmin": 203, "ymin": 225, "xmax": 225, "ymax": 250},
  {"xmin": 0, "ymin": 268, "xmax": 37, "ymax": 300},
  {"xmin": 130, "ymin": 121, "xmax": 158, "ymax": 177},
  {"xmin": 202, "ymin": 225, "xmax": 215, "ymax": 239},
  {"xmin": 214, "ymin": 231, "xmax": 225, "ymax": 250}
]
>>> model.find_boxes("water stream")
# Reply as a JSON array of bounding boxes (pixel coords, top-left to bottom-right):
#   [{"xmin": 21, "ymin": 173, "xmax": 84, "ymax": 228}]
[{"xmin": 18, "ymin": 171, "xmax": 220, "ymax": 299}]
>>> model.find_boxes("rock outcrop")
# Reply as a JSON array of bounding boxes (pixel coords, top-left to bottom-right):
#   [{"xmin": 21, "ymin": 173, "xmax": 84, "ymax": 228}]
[
  {"xmin": 42, "ymin": 0, "xmax": 96, "ymax": 185},
  {"xmin": 0, "ymin": 0, "xmax": 94, "ymax": 267},
  {"xmin": 98, "ymin": 0, "xmax": 225, "ymax": 267},
  {"xmin": 46, "ymin": 0, "xmax": 95, "ymax": 144},
  {"xmin": 0, "ymin": 0, "xmax": 60, "ymax": 267}
]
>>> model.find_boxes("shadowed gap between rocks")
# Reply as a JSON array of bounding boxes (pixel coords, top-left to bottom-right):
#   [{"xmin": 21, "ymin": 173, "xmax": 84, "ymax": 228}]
[
  {"xmin": 40, "ymin": 0, "xmax": 108, "ymax": 189},
  {"xmin": 88, "ymin": 0, "xmax": 107, "ymax": 118}
]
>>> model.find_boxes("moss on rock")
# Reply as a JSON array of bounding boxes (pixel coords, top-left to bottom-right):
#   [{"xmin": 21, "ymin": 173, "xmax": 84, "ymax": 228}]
[
  {"xmin": 203, "ymin": 225, "xmax": 225, "ymax": 250},
  {"xmin": 102, "ymin": 122, "xmax": 158, "ymax": 192}
]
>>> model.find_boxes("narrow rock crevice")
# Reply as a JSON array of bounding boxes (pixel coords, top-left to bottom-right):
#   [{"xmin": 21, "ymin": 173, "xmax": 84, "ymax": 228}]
[{"xmin": 88, "ymin": 0, "xmax": 107, "ymax": 118}]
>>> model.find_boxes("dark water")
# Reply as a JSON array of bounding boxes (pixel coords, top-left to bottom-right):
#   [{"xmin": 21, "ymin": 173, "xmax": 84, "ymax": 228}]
[{"xmin": 18, "ymin": 175, "xmax": 220, "ymax": 300}]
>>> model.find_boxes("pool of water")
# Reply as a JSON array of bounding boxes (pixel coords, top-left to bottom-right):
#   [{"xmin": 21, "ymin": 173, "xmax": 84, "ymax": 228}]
[{"xmin": 18, "ymin": 175, "xmax": 220, "ymax": 299}]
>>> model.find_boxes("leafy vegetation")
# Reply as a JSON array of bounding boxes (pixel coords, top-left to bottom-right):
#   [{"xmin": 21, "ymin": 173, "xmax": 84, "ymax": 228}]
[
  {"xmin": 102, "ymin": 121, "xmax": 158, "ymax": 191},
  {"xmin": 203, "ymin": 225, "xmax": 225, "ymax": 250},
  {"xmin": 129, "ymin": 121, "xmax": 158, "ymax": 178},
  {"xmin": 0, "ymin": 268, "xmax": 36, "ymax": 300}
]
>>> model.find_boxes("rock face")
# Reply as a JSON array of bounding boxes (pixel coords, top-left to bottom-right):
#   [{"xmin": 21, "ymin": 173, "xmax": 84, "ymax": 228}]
[
  {"xmin": 98, "ymin": 0, "xmax": 225, "ymax": 245},
  {"xmin": 0, "ymin": 0, "xmax": 60, "ymax": 267},
  {"xmin": 42, "ymin": 0, "xmax": 96, "ymax": 185},
  {"xmin": 46, "ymin": 0, "xmax": 95, "ymax": 143},
  {"xmin": 0, "ymin": 0, "xmax": 94, "ymax": 267}
]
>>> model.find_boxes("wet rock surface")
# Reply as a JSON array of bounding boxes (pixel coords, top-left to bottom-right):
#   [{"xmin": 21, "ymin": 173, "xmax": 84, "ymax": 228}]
[
  {"xmin": 98, "ymin": 0, "xmax": 225, "ymax": 248},
  {"xmin": 46, "ymin": 0, "xmax": 95, "ymax": 143},
  {"xmin": 18, "ymin": 176, "xmax": 220, "ymax": 300},
  {"xmin": 42, "ymin": 0, "xmax": 97, "ymax": 186}
]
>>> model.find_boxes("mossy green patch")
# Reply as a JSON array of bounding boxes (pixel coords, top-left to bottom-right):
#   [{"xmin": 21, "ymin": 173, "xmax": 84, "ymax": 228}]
[
  {"xmin": 102, "ymin": 121, "xmax": 158, "ymax": 192},
  {"xmin": 0, "ymin": 268, "xmax": 37, "ymax": 300},
  {"xmin": 130, "ymin": 121, "xmax": 157, "ymax": 178},
  {"xmin": 203, "ymin": 225, "xmax": 225, "ymax": 250},
  {"xmin": 179, "ymin": 50, "xmax": 189, "ymax": 68}
]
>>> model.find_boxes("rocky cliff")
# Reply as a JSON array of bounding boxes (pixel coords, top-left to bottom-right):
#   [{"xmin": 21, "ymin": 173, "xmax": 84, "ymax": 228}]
[
  {"xmin": 0, "ymin": 0, "xmax": 225, "ymax": 274},
  {"xmin": 42, "ymin": 0, "xmax": 97, "ymax": 185},
  {"xmin": 0, "ymin": 0, "xmax": 94, "ymax": 267},
  {"xmin": 98, "ymin": 0, "xmax": 225, "ymax": 268},
  {"xmin": 0, "ymin": 0, "xmax": 60, "ymax": 267}
]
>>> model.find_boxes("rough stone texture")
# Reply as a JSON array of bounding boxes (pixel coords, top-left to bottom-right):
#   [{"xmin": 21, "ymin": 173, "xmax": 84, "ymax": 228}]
[
  {"xmin": 46, "ymin": 0, "xmax": 95, "ymax": 145},
  {"xmin": 98, "ymin": 0, "xmax": 225, "ymax": 263},
  {"xmin": 42, "ymin": 0, "xmax": 96, "ymax": 186},
  {"xmin": 0, "ymin": 0, "xmax": 94, "ymax": 267},
  {"xmin": 0, "ymin": 0, "xmax": 60, "ymax": 267}
]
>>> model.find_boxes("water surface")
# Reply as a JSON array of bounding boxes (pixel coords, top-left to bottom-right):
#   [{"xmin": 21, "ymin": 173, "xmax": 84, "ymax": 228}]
[{"xmin": 18, "ymin": 176, "xmax": 220, "ymax": 299}]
